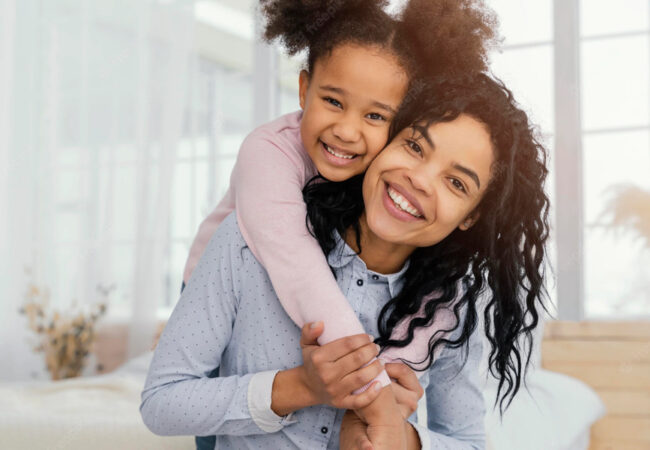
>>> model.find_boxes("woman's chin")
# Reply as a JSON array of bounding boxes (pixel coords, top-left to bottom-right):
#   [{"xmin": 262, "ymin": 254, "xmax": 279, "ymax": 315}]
[{"xmin": 366, "ymin": 214, "xmax": 408, "ymax": 244}]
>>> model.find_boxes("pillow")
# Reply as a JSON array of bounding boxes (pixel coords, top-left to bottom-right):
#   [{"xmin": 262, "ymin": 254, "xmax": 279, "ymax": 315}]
[{"xmin": 483, "ymin": 368, "xmax": 606, "ymax": 450}]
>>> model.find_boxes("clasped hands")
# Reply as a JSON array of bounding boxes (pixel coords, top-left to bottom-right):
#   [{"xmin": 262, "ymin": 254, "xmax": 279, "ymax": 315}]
[{"xmin": 298, "ymin": 321, "xmax": 424, "ymax": 450}]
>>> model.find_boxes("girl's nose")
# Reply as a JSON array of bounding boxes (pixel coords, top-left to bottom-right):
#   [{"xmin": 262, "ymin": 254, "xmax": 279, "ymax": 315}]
[{"xmin": 332, "ymin": 115, "xmax": 361, "ymax": 143}]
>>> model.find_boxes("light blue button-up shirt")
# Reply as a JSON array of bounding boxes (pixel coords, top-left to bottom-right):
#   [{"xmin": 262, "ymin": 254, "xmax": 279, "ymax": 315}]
[{"xmin": 140, "ymin": 213, "xmax": 485, "ymax": 449}]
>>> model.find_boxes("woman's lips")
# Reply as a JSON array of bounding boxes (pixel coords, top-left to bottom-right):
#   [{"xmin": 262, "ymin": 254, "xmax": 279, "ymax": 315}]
[
  {"xmin": 382, "ymin": 182, "xmax": 424, "ymax": 222},
  {"xmin": 320, "ymin": 140, "xmax": 358, "ymax": 166}
]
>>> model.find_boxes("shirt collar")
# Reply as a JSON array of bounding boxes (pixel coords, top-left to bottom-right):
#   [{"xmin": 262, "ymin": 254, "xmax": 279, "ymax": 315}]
[{"xmin": 327, "ymin": 230, "xmax": 410, "ymax": 297}]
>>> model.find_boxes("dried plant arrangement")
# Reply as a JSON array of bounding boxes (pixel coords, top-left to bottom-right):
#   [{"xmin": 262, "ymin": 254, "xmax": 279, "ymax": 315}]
[
  {"xmin": 600, "ymin": 184, "xmax": 650, "ymax": 249},
  {"xmin": 18, "ymin": 280, "xmax": 110, "ymax": 380}
]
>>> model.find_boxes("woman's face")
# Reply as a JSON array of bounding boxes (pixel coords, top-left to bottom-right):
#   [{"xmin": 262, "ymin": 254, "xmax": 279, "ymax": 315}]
[{"xmin": 362, "ymin": 114, "xmax": 495, "ymax": 249}]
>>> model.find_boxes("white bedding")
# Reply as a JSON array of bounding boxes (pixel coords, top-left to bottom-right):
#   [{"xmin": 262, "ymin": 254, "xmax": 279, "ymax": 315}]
[
  {"xmin": 483, "ymin": 369, "xmax": 606, "ymax": 450},
  {"xmin": 0, "ymin": 351, "xmax": 605, "ymax": 450},
  {"xmin": 0, "ymin": 352, "xmax": 193, "ymax": 450}
]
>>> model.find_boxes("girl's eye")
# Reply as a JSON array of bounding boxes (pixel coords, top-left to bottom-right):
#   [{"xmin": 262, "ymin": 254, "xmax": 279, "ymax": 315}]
[
  {"xmin": 405, "ymin": 139, "xmax": 423, "ymax": 155},
  {"xmin": 324, "ymin": 97, "xmax": 342, "ymax": 108},
  {"xmin": 366, "ymin": 112, "xmax": 386, "ymax": 121},
  {"xmin": 450, "ymin": 178, "xmax": 467, "ymax": 193}
]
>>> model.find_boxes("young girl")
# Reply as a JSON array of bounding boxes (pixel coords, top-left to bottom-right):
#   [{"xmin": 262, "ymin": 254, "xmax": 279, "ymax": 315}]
[{"xmin": 183, "ymin": 1, "xmax": 496, "ymax": 447}]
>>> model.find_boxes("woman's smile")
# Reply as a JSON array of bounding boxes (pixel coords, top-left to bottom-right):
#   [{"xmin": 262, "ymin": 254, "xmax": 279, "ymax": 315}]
[{"xmin": 383, "ymin": 182, "xmax": 425, "ymax": 220}]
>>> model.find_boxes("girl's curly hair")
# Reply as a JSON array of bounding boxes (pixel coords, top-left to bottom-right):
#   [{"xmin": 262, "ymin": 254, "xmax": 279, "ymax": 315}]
[
  {"xmin": 260, "ymin": 0, "xmax": 499, "ymax": 83},
  {"xmin": 303, "ymin": 73, "xmax": 551, "ymax": 415}
]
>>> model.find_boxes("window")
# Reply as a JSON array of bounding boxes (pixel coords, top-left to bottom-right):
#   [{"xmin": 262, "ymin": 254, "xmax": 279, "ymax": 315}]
[{"xmin": 580, "ymin": 0, "xmax": 650, "ymax": 318}]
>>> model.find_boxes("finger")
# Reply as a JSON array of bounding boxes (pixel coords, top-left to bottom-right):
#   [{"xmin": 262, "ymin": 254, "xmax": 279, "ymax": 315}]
[
  {"xmin": 390, "ymin": 382, "xmax": 417, "ymax": 408},
  {"xmin": 321, "ymin": 333, "xmax": 376, "ymax": 361},
  {"xmin": 334, "ymin": 341, "xmax": 380, "ymax": 374},
  {"xmin": 341, "ymin": 381, "xmax": 383, "ymax": 410},
  {"xmin": 356, "ymin": 435, "xmax": 374, "ymax": 450},
  {"xmin": 390, "ymin": 382, "xmax": 420, "ymax": 418},
  {"xmin": 385, "ymin": 362, "xmax": 422, "ymax": 396},
  {"xmin": 300, "ymin": 322, "xmax": 324, "ymax": 347},
  {"xmin": 339, "ymin": 359, "xmax": 385, "ymax": 394}
]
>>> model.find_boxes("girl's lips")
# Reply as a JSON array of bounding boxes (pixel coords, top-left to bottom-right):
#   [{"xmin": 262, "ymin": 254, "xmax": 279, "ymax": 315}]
[
  {"xmin": 320, "ymin": 140, "xmax": 358, "ymax": 166},
  {"xmin": 382, "ymin": 182, "xmax": 424, "ymax": 222}
]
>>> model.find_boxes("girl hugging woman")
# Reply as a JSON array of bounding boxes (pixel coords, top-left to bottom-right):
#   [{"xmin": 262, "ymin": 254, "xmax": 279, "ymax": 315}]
[
  {"xmin": 140, "ymin": 71, "xmax": 550, "ymax": 449},
  {"xmin": 141, "ymin": 1, "xmax": 550, "ymax": 449}
]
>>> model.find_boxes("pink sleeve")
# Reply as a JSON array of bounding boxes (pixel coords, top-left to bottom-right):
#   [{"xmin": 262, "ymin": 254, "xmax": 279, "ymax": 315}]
[{"xmin": 232, "ymin": 131, "xmax": 391, "ymax": 389}]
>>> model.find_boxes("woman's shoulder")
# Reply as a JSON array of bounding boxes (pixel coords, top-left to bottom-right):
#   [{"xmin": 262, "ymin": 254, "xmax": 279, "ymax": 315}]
[{"xmin": 203, "ymin": 212, "xmax": 250, "ymax": 261}]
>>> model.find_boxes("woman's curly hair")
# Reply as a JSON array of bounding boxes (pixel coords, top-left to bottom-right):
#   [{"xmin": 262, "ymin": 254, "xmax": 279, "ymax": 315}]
[
  {"xmin": 260, "ymin": 0, "xmax": 499, "ymax": 83},
  {"xmin": 303, "ymin": 73, "xmax": 551, "ymax": 415}
]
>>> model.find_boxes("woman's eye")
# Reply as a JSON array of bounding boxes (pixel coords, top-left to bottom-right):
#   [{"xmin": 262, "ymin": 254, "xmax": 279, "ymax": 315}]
[
  {"xmin": 406, "ymin": 139, "xmax": 422, "ymax": 155},
  {"xmin": 366, "ymin": 112, "xmax": 386, "ymax": 121},
  {"xmin": 450, "ymin": 178, "xmax": 467, "ymax": 193},
  {"xmin": 324, "ymin": 97, "xmax": 342, "ymax": 108}
]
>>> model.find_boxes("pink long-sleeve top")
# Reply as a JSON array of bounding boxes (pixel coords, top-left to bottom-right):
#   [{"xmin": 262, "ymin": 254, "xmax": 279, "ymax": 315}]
[{"xmin": 183, "ymin": 111, "xmax": 457, "ymax": 389}]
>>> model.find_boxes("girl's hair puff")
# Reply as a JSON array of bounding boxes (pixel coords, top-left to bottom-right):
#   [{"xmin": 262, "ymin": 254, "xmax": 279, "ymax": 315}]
[
  {"xmin": 261, "ymin": 0, "xmax": 393, "ymax": 75},
  {"xmin": 396, "ymin": 0, "xmax": 499, "ymax": 80}
]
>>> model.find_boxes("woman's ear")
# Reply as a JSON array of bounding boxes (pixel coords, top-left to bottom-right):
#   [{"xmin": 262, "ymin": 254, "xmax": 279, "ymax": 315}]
[
  {"xmin": 459, "ymin": 212, "xmax": 480, "ymax": 231},
  {"xmin": 298, "ymin": 70, "xmax": 310, "ymax": 110}
]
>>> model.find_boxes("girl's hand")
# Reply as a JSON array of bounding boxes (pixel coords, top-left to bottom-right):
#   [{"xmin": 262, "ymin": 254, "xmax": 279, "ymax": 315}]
[
  {"xmin": 298, "ymin": 322, "xmax": 385, "ymax": 410},
  {"xmin": 340, "ymin": 410, "xmax": 374, "ymax": 450},
  {"xmin": 385, "ymin": 363, "xmax": 425, "ymax": 419}
]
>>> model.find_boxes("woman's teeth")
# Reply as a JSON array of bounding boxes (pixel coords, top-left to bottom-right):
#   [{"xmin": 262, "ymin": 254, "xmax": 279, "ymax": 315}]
[
  {"xmin": 323, "ymin": 142, "xmax": 355, "ymax": 159},
  {"xmin": 387, "ymin": 186, "xmax": 423, "ymax": 218}
]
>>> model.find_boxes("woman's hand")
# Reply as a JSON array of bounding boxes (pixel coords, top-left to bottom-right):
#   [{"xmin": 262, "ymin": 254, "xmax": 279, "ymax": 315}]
[
  {"xmin": 385, "ymin": 362, "xmax": 425, "ymax": 419},
  {"xmin": 340, "ymin": 410, "xmax": 374, "ymax": 450},
  {"xmin": 299, "ymin": 322, "xmax": 385, "ymax": 410}
]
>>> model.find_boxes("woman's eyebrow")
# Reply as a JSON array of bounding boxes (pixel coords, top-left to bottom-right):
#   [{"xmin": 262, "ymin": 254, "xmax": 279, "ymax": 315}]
[
  {"xmin": 320, "ymin": 84, "xmax": 397, "ymax": 115},
  {"xmin": 412, "ymin": 125, "xmax": 434, "ymax": 148},
  {"xmin": 452, "ymin": 163, "xmax": 481, "ymax": 189}
]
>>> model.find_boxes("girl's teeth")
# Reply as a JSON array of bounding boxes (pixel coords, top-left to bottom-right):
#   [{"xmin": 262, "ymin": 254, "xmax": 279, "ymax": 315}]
[
  {"xmin": 387, "ymin": 186, "xmax": 423, "ymax": 218},
  {"xmin": 324, "ymin": 143, "xmax": 354, "ymax": 159}
]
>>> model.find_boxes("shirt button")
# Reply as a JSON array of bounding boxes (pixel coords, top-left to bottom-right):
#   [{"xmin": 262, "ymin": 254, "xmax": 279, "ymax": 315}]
[
  {"xmin": 371, "ymin": 275, "xmax": 379, "ymax": 280},
  {"xmin": 356, "ymin": 279, "xmax": 364, "ymax": 286},
  {"xmin": 321, "ymin": 426, "xmax": 328, "ymax": 434}
]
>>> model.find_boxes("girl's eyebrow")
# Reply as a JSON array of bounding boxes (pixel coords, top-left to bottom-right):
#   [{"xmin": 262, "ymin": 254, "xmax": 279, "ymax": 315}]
[{"xmin": 319, "ymin": 84, "xmax": 397, "ymax": 115}]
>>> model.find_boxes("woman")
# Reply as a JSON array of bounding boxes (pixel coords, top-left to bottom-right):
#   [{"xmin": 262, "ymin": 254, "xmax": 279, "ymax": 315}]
[{"xmin": 140, "ymin": 74, "xmax": 550, "ymax": 449}]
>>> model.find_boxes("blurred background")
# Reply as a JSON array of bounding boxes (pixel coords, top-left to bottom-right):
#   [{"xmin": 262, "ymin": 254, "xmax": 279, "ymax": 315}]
[{"xmin": 0, "ymin": 0, "xmax": 648, "ymax": 448}]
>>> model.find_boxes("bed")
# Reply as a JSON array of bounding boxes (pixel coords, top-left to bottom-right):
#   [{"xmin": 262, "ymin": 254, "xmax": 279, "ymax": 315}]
[{"xmin": 0, "ymin": 347, "xmax": 605, "ymax": 450}]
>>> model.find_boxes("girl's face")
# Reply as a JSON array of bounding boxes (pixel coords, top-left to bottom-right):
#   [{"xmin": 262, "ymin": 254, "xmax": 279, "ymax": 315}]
[
  {"xmin": 299, "ymin": 43, "xmax": 408, "ymax": 182},
  {"xmin": 362, "ymin": 114, "xmax": 495, "ymax": 250}
]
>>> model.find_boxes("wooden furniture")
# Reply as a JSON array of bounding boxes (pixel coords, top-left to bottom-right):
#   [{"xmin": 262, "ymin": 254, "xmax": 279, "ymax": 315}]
[{"xmin": 542, "ymin": 321, "xmax": 650, "ymax": 450}]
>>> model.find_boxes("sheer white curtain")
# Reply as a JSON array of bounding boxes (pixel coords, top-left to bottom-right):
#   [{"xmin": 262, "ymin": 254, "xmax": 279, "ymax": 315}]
[{"xmin": 0, "ymin": 0, "xmax": 198, "ymax": 380}]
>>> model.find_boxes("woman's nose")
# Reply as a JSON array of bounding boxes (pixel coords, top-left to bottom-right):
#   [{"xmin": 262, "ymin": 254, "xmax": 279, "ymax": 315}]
[{"xmin": 406, "ymin": 166, "xmax": 435, "ymax": 197}]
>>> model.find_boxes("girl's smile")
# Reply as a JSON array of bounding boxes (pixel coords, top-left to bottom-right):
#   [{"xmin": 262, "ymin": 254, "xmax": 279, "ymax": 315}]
[{"xmin": 319, "ymin": 140, "xmax": 359, "ymax": 166}]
